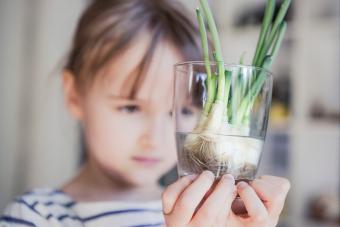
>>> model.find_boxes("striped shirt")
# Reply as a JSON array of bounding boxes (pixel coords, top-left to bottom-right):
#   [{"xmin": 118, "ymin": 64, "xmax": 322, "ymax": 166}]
[{"xmin": 0, "ymin": 188, "xmax": 165, "ymax": 227}]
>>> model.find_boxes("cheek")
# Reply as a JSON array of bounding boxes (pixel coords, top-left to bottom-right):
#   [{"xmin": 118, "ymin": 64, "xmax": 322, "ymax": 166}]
[
  {"xmin": 82, "ymin": 102, "xmax": 145, "ymax": 162},
  {"xmin": 180, "ymin": 116, "xmax": 198, "ymax": 131},
  {"xmin": 161, "ymin": 121, "xmax": 178, "ymax": 162}
]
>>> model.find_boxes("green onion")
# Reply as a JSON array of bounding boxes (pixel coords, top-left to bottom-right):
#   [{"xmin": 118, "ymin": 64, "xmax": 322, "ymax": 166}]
[
  {"xmin": 255, "ymin": 0, "xmax": 291, "ymax": 66},
  {"xmin": 183, "ymin": 0, "xmax": 290, "ymax": 178},
  {"xmin": 199, "ymin": 0, "xmax": 226, "ymax": 102},
  {"xmin": 270, "ymin": 21, "xmax": 287, "ymax": 60},
  {"xmin": 237, "ymin": 55, "xmax": 273, "ymax": 124},
  {"xmin": 252, "ymin": 0, "xmax": 276, "ymax": 66},
  {"xmin": 196, "ymin": 8, "xmax": 214, "ymax": 115}
]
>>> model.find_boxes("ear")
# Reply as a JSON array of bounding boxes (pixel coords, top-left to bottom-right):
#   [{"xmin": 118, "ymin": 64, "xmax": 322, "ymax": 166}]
[{"xmin": 62, "ymin": 71, "xmax": 84, "ymax": 120}]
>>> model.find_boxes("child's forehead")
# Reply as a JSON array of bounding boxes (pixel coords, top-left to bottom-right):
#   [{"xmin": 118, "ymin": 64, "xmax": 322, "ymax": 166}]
[{"xmin": 96, "ymin": 36, "xmax": 184, "ymax": 104}]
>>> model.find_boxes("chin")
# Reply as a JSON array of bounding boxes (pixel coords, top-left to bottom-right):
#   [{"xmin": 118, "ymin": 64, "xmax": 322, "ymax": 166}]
[{"xmin": 127, "ymin": 172, "xmax": 162, "ymax": 186}]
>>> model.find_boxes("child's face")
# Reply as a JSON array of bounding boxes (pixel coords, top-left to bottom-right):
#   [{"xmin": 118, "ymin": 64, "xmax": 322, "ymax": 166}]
[{"xmin": 64, "ymin": 35, "xmax": 185, "ymax": 187}]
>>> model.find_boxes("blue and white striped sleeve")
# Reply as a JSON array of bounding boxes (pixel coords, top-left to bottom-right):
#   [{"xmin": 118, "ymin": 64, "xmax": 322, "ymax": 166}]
[{"xmin": 0, "ymin": 200, "xmax": 55, "ymax": 227}]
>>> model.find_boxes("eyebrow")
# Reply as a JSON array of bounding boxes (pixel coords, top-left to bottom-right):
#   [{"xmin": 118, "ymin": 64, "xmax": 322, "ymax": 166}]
[{"xmin": 106, "ymin": 95, "xmax": 147, "ymax": 103}]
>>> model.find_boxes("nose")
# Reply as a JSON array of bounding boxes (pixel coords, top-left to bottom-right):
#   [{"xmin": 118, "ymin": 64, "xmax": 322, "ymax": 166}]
[{"xmin": 138, "ymin": 114, "xmax": 167, "ymax": 151}]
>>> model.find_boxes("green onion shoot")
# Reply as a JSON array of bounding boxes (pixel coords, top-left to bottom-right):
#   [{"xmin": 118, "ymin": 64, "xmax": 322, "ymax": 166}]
[{"xmin": 183, "ymin": 0, "xmax": 291, "ymax": 178}]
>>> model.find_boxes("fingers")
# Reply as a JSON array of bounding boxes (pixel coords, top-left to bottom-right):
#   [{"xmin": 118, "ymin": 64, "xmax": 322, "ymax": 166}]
[
  {"xmin": 169, "ymin": 170, "xmax": 215, "ymax": 224},
  {"xmin": 162, "ymin": 174, "xmax": 198, "ymax": 215},
  {"xmin": 213, "ymin": 176, "xmax": 238, "ymax": 226},
  {"xmin": 250, "ymin": 176, "xmax": 290, "ymax": 215},
  {"xmin": 191, "ymin": 174, "xmax": 236, "ymax": 226},
  {"xmin": 259, "ymin": 175, "xmax": 291, "ymax": 189},
  {"xmin": 237, "ymin": 181, "xmax": 269, "ymax": 222}
]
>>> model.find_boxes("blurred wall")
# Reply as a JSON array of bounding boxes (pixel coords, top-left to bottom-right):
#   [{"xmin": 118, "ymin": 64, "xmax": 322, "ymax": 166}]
[{"xmin": 0, "ymin": 0, "xmax": 87, "ymax": 210}]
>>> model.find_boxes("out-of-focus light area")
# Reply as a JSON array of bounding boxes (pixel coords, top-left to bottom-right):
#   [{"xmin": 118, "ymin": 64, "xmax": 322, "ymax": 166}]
[{"xmin": 0, "ymin": 0, "xmax": 339, "ymax": 226}]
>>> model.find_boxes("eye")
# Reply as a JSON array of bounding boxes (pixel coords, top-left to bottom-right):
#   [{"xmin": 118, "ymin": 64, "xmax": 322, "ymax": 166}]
[
  {"xmin": 181, "ymin": 106, "xmax": 194, "ymax": 116},
  {"xmin": 117, "ymin": 105, "xmax": 141, "ymax": 113}
]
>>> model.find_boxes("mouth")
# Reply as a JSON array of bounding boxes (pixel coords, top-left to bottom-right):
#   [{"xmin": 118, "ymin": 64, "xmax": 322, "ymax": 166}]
[{"xmin": 131, "ymin": 156, "xmax": 161, "ymax": 167}]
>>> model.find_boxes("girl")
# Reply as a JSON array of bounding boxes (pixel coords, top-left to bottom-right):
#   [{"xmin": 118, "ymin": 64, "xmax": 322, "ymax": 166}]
[{"xmin": 0, "ymin": 0, "xmax": 290, "ymax": 226}]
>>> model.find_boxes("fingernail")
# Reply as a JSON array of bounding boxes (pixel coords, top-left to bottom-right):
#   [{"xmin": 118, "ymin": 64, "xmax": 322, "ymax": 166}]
[
  {"xmin": 237, "ymin": 181, "xmax": 248, "ymax": 190},
  {"xmin": 202, "ymin": 170, "xmax": 215, "ymax": 180},
  {"xmin": 186, "ymin": 174, "xmax": 198, "ymax": 180},
  {"xmin": 162, "ymin": 206, "xmax": 171, "ymax": 215},
  {"xmin": 222, "ymin": 174, "xmax": 235, "ymax": 183}
]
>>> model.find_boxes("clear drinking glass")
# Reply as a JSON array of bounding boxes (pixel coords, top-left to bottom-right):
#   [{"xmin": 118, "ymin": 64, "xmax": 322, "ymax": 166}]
[{"xmin": 173, "ymin": 61, "xmax": 273, "ymax": 181}]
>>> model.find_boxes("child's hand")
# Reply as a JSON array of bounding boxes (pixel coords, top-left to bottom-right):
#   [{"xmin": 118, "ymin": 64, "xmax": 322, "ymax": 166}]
[
  {"xmin": 162, "ymin": 171, "xmax": 237, "ymax": 227},
  {"xmin": 162, "ymin": 173, "xmax": 290, "ymax": 227},
  {"xmin": 229, "ymin": 175, "xmax": 291, "ymax": 227}
]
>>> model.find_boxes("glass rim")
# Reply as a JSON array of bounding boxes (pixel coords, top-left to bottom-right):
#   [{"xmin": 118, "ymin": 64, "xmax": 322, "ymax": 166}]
[{"xmin": 174, "ymin": 61, "xmax": 273, "ymax": 78}]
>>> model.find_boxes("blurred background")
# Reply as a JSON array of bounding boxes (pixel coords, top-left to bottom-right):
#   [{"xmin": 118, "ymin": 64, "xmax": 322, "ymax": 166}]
[{"xmin": 0, "ymin": 0, "xmax": 339, "ymax": 226}]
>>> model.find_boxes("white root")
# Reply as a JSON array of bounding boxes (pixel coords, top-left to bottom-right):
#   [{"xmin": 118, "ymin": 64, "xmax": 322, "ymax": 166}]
[{"xmin": 183, "ymin": 102, "xmax": 263, "ymax": 178}]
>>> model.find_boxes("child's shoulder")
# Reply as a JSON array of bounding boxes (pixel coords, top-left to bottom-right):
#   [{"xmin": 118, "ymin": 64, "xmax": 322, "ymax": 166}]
[
  {"xmin": 1, "ymin": 188, "xmax": 82, "ymax": 226},
  {"xmin": 14, "ymin": 188, "xmax": 77, "ymax": 214},
  {"xmin": 16, "ymin": 188, "xmax": 75, "ymax": 207}
]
